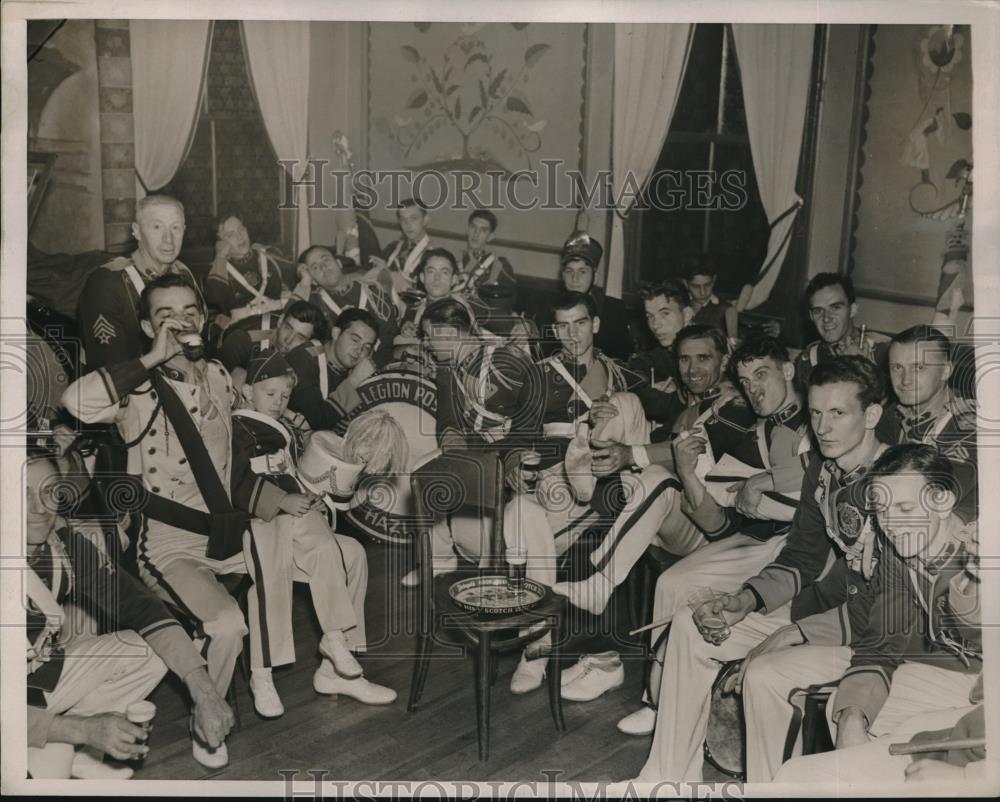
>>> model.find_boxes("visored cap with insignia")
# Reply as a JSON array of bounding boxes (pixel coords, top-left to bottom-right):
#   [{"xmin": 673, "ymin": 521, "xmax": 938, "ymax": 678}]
[{"xmin": 560, "ymin": 231, "xmax": 603, "ymax": 269}]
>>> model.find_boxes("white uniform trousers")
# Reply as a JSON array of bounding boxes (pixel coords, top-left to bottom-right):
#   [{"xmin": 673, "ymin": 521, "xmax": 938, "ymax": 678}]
[
  {"xmin": 243, "ymin": 509, "xmax": 368, "ymax": 669},
  {"xmin": 639, "ymin": 603, "xmax": 792, "ymax": 781},
  {"xmin": 27, "ymin": 631, "xmax": 167, "ymax": 778},
  {"xmin": 774, "ymin": 704, "xmax": 979, "ymax": 786},
  {"xmin": 499, "ymin": 465, "xmax": 695, "ymax": 588},
  {"xmin": 136, "ymin": 521, "xmax": 248, "ymax": 697},
  {"xmin": 742, "ymin": 643, "xmax": 853, "ymax": 782},
  {"xmin": 647, "ymin": 532, "xmax": 789, "ymax": 647},
  {"xmin": 832, "ymin": 661, "xmax": 980, "ymax": 739}
]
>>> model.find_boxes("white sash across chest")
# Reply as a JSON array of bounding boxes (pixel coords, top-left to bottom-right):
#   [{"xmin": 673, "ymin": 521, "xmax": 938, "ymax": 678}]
[
  {"xmin": 226, "ymin": 249, "xmax": 270, "ymax": 302},
  {"xmin": 318, "ymin": 284, "xmax": 369, "ymax": 318},
  {"xmin": 388, "ymin": 235, "xmax": 430, "ymax": 277}
]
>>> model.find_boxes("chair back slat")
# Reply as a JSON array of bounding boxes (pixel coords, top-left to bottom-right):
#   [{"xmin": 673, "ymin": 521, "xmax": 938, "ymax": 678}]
[{"xmin": 410, "ymin": 450, "xmax": 505, "ymax": 575}]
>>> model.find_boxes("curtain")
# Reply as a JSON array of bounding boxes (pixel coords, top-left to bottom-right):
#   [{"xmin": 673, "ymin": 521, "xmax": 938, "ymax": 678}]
[
  {"xmin": 731, "ymin": 24, "xmax": 815, "ymax": 310},
  {"xmin": 242, "ymin": 21, "xmax": 311, "ymax": 253},
  {"xmin": 131, "ymin": 21, "xmax": 212, "ymax": 194},
  {"xmin": 607, "ymin": 23, "xmax": 694, "ymax": 299}
]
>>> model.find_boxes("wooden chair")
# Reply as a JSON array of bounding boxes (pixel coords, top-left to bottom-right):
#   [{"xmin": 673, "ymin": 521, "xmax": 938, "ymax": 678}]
[
  {"xmin": 408, "ymin": 450, "xmax": 567, "ymax": 761},
  {"xmin": 782, "ymin": 682, "xmax": 838, "ymax": 762},
  {"xmin": 626, "ymin": 544, "xmax": 684, "ymax": 638}
]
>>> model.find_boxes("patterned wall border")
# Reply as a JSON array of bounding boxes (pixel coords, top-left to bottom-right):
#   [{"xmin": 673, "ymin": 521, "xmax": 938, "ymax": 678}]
[{"xmin": 840, "ymin": 23, "xmax": 877, "ymax": 279}]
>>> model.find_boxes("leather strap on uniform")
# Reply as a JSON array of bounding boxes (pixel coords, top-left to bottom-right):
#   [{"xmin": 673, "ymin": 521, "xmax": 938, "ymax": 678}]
[{"xmin": 147, "ymin": 371, "xmax": 247, "ymax": 560}]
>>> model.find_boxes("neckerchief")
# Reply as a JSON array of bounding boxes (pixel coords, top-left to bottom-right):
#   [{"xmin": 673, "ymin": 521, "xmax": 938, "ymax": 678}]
[
  {"xmin": 815, "ymin": 442, "xmax": 888, "ymax": 577},
  {"xmin": 899, "ymin": 396, "xmax": 955, "ymax": 446}
]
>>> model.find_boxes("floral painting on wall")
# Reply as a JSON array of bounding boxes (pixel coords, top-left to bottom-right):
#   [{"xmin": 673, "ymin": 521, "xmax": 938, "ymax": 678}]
[
  {"xmin": 367, "ymin": 22, "xmax": 588, "ymax": 179},
  {"xmin": 851, "ymin": 24, "xmax": 973, "ymax": 313}
]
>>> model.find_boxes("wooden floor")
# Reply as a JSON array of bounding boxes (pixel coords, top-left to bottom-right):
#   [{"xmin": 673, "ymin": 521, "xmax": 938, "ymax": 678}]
[{"xmin": 134, "ymin": 537, "xmax": 734, "ymax": 783}]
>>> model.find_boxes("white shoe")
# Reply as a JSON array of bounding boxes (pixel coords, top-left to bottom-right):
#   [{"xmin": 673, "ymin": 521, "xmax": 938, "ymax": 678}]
[
  {"xmin": 552, "ymin": 570, "xmax": 615, "ymax": 616},
  {"xmin": 190, "ymin": 719, "xmax": 229, "ymax": 769},
  {"xmin": 561, "ymin": 651, "xmax": 620, "ymax": 685},
  {"xmin": 70, "ymin": 750, "xmax": 134, "ymax": 780},
  {"xmin": 313, "ymin": 662, "xmax": 397, "ymax": 704},
  {"xmin": 510, "ymin": 651, "xmax": 547, "ymax": 695},
  {"xmin": 249, "ymin": 672, "xmax": 285, "ymax": 718},
  {"xmin": 616, "ymin": 704, "xmax": 656, "ymax": 735},
  {"xmin": 561, "ymin": 653, "xmax": 625, "ymax": 701},
  {"xmin": 319, "ymin": 631, "xmax": 363, "ymax": 678}
]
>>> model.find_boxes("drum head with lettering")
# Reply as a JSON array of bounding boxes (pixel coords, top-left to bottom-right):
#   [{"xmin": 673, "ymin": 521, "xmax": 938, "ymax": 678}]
[{"xmin": 343, "ymin": 366, "xmax": 439, "ymax": 544}]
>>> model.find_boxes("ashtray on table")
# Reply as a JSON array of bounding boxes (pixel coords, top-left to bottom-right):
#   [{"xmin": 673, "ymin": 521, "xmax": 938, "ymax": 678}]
[{"xmin": 448, "ymin": 575, "xmax": 545, "ymax": 615}]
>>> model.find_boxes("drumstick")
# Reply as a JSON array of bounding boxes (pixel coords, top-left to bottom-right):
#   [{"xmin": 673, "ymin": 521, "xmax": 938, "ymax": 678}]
[
  {"xmin": 888, "ymin": 736, "xmax": 985, "ymax": 756},
  {"xmin": 630, "ymin": 616, "xmax": 674, "ymax": 636}
]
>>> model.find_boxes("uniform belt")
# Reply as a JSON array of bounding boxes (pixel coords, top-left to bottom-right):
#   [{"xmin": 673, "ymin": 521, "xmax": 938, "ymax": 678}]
[{"xmin": 143, "ymin": 493, "xmax": 248, "ymax": 553}]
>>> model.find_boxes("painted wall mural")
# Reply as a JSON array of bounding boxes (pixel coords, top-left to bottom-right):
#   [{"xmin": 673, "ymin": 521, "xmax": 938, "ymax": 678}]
[
  {"xmin": 850, "ymin": 24, "xmax": 973, "ymax": 313},
  {"xmin": 367, "ymin": 21, "xmax": 587, "ymax": 178}
]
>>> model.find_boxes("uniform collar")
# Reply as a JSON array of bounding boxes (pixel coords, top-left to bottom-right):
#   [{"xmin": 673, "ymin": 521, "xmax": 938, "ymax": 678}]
[
  {"xmin": 768, "ymin": 399, "xmax": 801, "ymax": 427},
  {"xmin": 131, "ymin": 248, "xmax": 176, "ymax": 280},
  {"xmin": 823, "ymin": 438, "xmax": 886, "ymax": 484},
  {"xmin": 899, "ymin": 387, "xmax": 953, "ymax": 429}
]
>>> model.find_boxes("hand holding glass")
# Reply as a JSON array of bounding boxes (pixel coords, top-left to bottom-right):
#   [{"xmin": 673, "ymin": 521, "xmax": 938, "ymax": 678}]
[{"xmin": 688, "ymin": 588, "xmax": 731, "ymax": 645}]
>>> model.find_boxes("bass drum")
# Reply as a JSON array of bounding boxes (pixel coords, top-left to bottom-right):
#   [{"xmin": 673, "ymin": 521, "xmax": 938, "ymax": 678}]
[
  {"xmin": 343, "ymin": 365, "xmax": 439, "ymax": 545},
  {"xmin": 703, "ymin": 660, "xmax": 746, "ymax": 780}
]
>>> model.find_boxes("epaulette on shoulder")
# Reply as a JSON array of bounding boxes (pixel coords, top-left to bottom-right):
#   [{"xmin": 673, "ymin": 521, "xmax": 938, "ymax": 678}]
[
  {"xmin": 950, "ymin": 395, "xmax": 977, "ymax": 427},
  {"xmin": 99, "ymin": 256, "xmax": 133, "ymax": 272}
]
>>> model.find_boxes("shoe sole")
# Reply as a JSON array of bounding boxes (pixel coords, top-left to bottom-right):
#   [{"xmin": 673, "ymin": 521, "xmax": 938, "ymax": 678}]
[
  {"xmin": 313, "ymin": 687, "xmax": 396, "ymax": 704},
  {"xmin": 616, "ymin": 724, "xmax": 655, "ymax": 736},
  {"xmin": 561, "ymin": 677, "xmax": 625, "ymax": 702}
]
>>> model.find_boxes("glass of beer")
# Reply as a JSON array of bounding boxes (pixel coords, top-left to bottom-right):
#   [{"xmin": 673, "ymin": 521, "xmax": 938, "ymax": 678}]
[
  {"xmin": 688, "ymin": 587, "xmax": 730, "ymax": 644},
  {"xmin": 506, "ymin": 545, "xmax": 528, "ymax": 595}
]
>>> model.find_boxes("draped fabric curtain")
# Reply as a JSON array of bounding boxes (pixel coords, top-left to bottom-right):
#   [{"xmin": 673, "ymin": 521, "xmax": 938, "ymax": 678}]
[
  {"xmin": 731, "ymin": 24, "xmax": 814, "ymax": 310},
  {"xmin": 242, "ymin": 21, "xmax": 311, "ymax": 253},
  {"xmin": 607, "ymin": 23, "xmax": 694, "ymax": 299},
  {"xmin": 131, "ymin": 20, "xmax": 212, "ymax": 195}
]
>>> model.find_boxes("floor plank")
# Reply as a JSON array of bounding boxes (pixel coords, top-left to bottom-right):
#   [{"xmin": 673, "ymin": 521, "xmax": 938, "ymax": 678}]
[{"xmin": 131, "ymin": 536, "xmax": 733, "ymax": 782}]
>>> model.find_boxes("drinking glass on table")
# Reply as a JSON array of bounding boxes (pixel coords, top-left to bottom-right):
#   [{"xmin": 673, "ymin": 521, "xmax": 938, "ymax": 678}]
[
  {"xmin": 688, "ymin": 587, "xmax": 731, "ymax": 645},
  {"xmin": 506, "ymin": 545, "xmax": 527, "ymax": 595}
]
